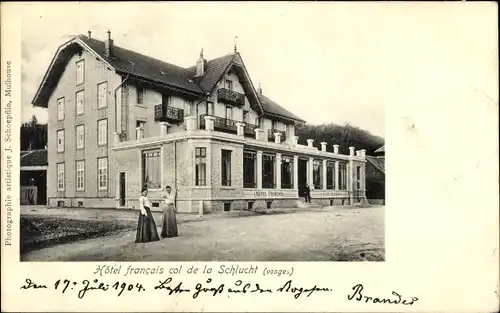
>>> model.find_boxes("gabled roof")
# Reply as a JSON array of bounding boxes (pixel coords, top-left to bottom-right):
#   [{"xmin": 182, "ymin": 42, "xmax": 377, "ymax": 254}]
[
  {"xmin": 185, "ymin": 53, "xmax": 236, "ymax": 93},
  {"xmin": 20, "ymin": 149, "xmax": 48, "ymax": 167},
  {"xmin": 32, "ymin": 34, "xmax": 305, "ymax": 123},
  {"xmin": 259, "ymin": 94, "xmax": 305, "ymax": 123},
  {"xmin": 78, "ymin": 35, "xmax": 203, "ymax": 94},
  {"xmin": 374, "ymin": 145, "xmax": 385, "ymax": 154},
  {"xmin": 366, "ymin": 155, "xmax": 385, "ymax": 174}
]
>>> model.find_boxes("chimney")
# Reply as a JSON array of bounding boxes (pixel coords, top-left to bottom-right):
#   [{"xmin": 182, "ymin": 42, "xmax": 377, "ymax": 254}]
[
  {"xmin": 105, "ymin": 30, "xmax": 114, "ymax": 57},
  {"xmin": 196, "ymin": 48, "xmax": 206, "ymax": 77},
  {"xmin": 87, "ymin": 30, "xmax": 92, "ymax": 39},
  {"xmin": 258, "ymin": 83, "xmax": 262, "ymax": 95}
]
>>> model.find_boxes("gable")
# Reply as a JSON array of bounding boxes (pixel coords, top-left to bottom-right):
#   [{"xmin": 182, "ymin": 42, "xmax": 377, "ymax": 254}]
[
  {"xmin": 210, "ymin": 62, "xmax": 263, "ymax": 115},
  {"xmin": 32, "ymin": 39, "xmax": 88, "ymax": 107}
]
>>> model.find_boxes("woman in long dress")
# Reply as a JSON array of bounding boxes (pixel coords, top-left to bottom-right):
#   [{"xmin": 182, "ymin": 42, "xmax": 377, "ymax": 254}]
[
  {"xmin": 135, "ymin": 187, "xmax": 160, "ymax": 243},
  {"xmin": 161, "ymin": 185, "xmax": 178, "ymax": 238}
]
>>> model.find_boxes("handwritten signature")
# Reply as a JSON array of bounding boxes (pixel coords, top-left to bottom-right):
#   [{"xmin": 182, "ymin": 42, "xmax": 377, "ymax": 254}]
[{"xmin": 347, "ymin": 284, "xmax": 419, "ymax": 305}]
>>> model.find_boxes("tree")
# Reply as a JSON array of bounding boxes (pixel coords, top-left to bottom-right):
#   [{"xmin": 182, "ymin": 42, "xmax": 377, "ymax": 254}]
[
  {"xmin": 20, "ymin": 115, "xmax": 47, "ymax": 151},
  {"xmin": 295, "ymin": 122, "xmax": 384, "ymax": 155}
]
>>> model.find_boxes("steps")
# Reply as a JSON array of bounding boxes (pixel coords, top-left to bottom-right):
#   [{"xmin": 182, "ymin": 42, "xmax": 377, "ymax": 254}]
[{"xmin": 296, "ymin": 199, "xmax": 322, "ymax": 209}]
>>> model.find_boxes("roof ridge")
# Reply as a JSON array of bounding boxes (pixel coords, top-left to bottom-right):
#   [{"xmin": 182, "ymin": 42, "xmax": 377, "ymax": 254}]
[
  {"xmin": 20, "ymin": 148, "xmax": 47, "ymax": 153},
  {"xmin": 79, "ymin": 34, "xmax": 191, "ymax": 72},
  {"xmin": 20, "ymin": 150, "xmax": 36, "ymax": 160},
  {"xmin": 185, "ymin": 53, "xmax": 236, "ymax": 71},
  {"xmin": 366, "ymin": 156, "xmax": 385, "ymax": 174}
]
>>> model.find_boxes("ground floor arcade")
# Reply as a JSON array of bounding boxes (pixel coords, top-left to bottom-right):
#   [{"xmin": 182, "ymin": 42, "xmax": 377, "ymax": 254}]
[{"xmin": 110, "ymin": 131, "xmax": 367, "ymax": 213}]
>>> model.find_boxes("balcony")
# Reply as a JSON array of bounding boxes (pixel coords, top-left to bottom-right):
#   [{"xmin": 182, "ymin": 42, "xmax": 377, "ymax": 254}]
[
  {"xmin": 217, "ymin": 88, "xmax": 245, "ymax": 106},
  {"xmin": 267, "ymin": 129, "xmax": 287, "ymax": 142},
  {"xmin": 154, "ymin": 104, "xmax": 184, "ymax": 123},
  {"xmin": 199, "ymin": 115, "xmax": 237, "ymax": 134},
  {"xmin": 243, "ymin": 123, "xmax": 257, "ymax": 137}
]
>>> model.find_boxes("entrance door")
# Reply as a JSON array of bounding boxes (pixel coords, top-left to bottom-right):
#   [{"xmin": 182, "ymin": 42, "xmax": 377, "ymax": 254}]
[
  {"xmin": 297, "ymin": 159, "xmax": 308, "ymax": 197},
  {"xmin": 119, "ymin": 172, "xmax": 126, "ymax": 206}
]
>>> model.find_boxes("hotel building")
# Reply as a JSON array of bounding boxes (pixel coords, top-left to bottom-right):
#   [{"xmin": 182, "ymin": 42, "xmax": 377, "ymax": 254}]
[{"xmin": 32, "ymin": 31, "xmax": 367, "ymax": 213}]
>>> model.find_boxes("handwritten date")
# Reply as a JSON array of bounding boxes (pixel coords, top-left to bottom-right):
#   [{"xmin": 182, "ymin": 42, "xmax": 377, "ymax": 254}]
[{"xmin": 21, "ymin": 278, "xmax": 145, "ymax": 299}]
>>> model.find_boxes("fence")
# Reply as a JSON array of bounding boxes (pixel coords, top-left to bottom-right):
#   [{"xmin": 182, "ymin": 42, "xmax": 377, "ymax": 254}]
[{"xmin": 20, "ymin": 186, "xmax": 38, "ymax": 205}]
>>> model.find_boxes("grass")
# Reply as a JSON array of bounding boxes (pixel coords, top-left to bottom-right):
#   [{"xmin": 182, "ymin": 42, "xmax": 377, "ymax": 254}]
[{"xmin": 20, "ymin": 216, "xmax": 134, "ymax": 254}]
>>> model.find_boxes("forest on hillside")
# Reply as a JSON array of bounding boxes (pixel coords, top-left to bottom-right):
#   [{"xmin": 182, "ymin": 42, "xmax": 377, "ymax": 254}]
[
  {"xmin": 295, "ymin": 122, "xmax": 384, "ymax": 155},
  {"xmin": 21, "ymin": 115, "xmax": 47, "ymax": 151},
  {"xmin": 20, "ymin": 116, "xmax": 384, "ymax": 155}
]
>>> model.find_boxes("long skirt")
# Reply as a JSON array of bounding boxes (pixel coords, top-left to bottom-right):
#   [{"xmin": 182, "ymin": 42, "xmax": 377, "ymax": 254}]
[
  {"xmin": 135, "ymin": 206, "xmax": 160, "ymax": 243},
  {"xmin": 161, "ymin": 203, "xmax": 178, "ymax": 238}
]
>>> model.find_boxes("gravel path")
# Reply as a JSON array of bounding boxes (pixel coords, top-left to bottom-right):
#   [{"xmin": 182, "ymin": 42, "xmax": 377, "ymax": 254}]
[{"xmin": 21, "ymin": 206, "xmax": 384, "ymax": 262}]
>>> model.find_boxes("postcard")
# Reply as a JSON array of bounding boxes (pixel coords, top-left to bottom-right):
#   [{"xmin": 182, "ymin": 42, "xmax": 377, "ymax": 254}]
[{"xmin": 1, "ymin": 1, "xmax": 498, "ymax": 312}]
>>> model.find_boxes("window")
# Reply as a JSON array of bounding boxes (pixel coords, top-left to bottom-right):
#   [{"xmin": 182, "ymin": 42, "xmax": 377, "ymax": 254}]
[
  {"xmin": 266, "ymin": 201, "xmax": 272, "ymax": 209},
  {"xmin": 243, "ymin": 151, "xmax": 256, "ymax": 188},
  {"xmin": 136, "ymin": 120, "xmax": 146, "ymax": 139},
  {"xmin": 162, "ymin": 94, "xmax": 170, "ymax": 105},
  {"xmin": 76, "ymin": 59, "xmax": 84, "ymax": 85},
  {"xmin": 57, "ymin": 129, "xmax": 65, "ymax": 153},
  {"xmin": 97, "ymin": 82, "xmax": 108, "ymax": 109},
  {"xmin": 326, "ymin": 162, "xmax": 335, "ymax": 189},
  {"xmin": 57, "ymin": 163, "xmax": 65, "ymax": 191},
  {"xmin": 57, "ymin": 97, "xmax": 65, "ymax": 121},
  {"xmin": 224, "ymin": 202, "xmax": 231, "ymax": 212},
  {"xmin": 185, "ymin": 100, "xmax": 192, "ymax": 116},
  {"xmin": 226, "ymin": 79, "xmax": 233, "ymax": 91},
  {"xmin": 247, "ymin": 202, "xmax": 254, "ymax": 210},
  {"xmin": 271, "ymin": 120, "xmax": 276, "ymax": 130},
  {"xmin": 195, "ymin": 147, "xmax": 207, "ymax": 186},
  {"xmin": 98, "ymin": 157, "xmax": 108, "ymax": 190},
  {"xmin": 97, "ymin": 119, "xmax": 107, "ymax": 146},
  {"xmin": 76, "ymin": 125, "xmax": 85, "ymax": 149},
  {"xmin": 76, "ymin": 90, "xmax": 84, "ymax": 115},
  {"xmin": 284, "ymin": 124, "xmax": 289, "ymax": 135},
  {"xmin": 76, "ymin": 160, "xmax": 85, "ymax": 191},
  {"xmin": 262, "ymin": 154, "xmax": 275, "ymax": 189},
  {"xmin": 281, "ymin": 156, "xmax": 293, "ymax": 189},
  {"xmin": 243, "ymin": 110, "xmax": 249, "ymax": 123},
  {"xmin": 221, "ymin": 149, "xmax": 232, "ymax": 186},
  {"xmin": 339, "ymin": 162, "xmax": 347, "ymax": 190},
  {"xmin": 258, "ymin": 117, "xmax": 263, "ymax": 128},
  {"xmin": 313, "ymin": 159, "xmax": 323, "ymax": 189},
  {"xmin": 141, "ymin": 150, "xmax": 160, "ymax": 189},
  {"xmin": 137, "ymin": 86, "xmax": 144, "ymax": 104},
  {"xmin": 225, "ymin": 106, "xmax": 232, "ymax": 119},
  {"xmin": 207, "ymin": 101, "xmax": 214, "ymax": 115}
]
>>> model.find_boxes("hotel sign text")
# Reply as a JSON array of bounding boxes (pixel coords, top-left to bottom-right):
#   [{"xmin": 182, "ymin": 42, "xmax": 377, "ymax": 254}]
[{"xmin": 254, "ymin": 191, "xmax": 285, "ymax": 198}]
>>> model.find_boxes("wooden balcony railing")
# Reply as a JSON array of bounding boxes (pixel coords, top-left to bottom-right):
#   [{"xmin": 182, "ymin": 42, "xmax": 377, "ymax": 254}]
[
  {"xmin": 199, "ymin": 115, "xmax": 237, "ymax": 133},
  {"xmin": 267, "ymin": 129, "xmax": 287, "ymax": 142},
  {"xmin": 217, "ymin": 88, "xmax": 245, "ymax": 106},
  {"xmin": 154, "ymin": 104, "xmax": 184, "ymax": 123}
]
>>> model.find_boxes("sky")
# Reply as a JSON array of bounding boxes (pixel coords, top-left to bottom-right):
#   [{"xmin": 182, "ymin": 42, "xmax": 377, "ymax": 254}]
[{"xmin": 18, "ymin": 2, "xmax": 498, "ymax": 138}]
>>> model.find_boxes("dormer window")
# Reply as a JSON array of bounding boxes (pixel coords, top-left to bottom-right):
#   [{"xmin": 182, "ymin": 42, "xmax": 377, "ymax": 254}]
[{"xmin": 226, "ymin": 79, "xmax": 233, "ymax": 91}]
